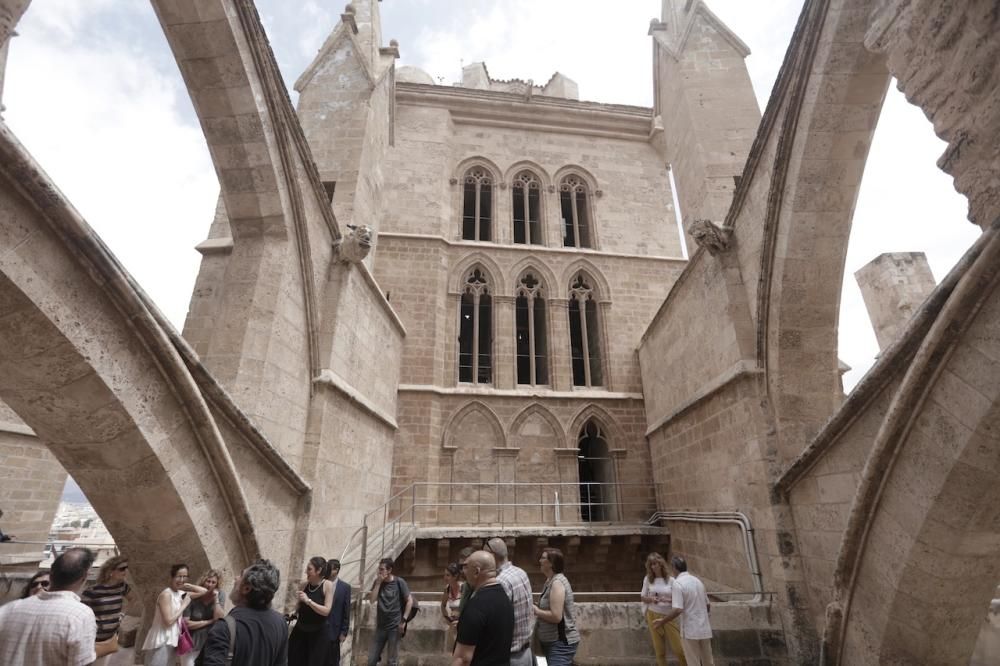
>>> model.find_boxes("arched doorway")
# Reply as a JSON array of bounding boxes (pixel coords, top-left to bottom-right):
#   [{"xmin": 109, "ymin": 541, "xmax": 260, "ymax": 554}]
[{"xmin": 577, "ymin": 420, "xmax": 617, "ymax": 522}]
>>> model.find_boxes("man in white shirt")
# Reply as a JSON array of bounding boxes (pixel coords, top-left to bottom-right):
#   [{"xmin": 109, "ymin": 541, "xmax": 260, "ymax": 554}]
[
  {"xmin": 0, "ymin": 547, "xmax": 98, "ymax": 666},
  {"xmin": 654, "ymin": 555, "xmax": 714, "ymax": 666}
]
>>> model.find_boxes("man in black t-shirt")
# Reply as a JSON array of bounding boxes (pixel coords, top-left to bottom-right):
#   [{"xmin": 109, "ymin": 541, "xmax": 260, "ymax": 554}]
[
  {"xmin": 202, "ymin": 559, "xmax": 288, "ymax": 666},
  {"xmin": 452, "ymin": 550, "xmax": 514, "ymax": 666}
]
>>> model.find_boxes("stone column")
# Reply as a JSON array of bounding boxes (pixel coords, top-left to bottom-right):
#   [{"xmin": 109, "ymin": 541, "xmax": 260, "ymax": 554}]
[
  {"xmin": 548, "ymin": 298, "xmax": 572, "ymax": 391},
  {"xmin": 546, "ymin": 185, "xmax": 563, "ymax": 247},
  {"xmin": 494, "ymin": 295, "xmax": 515, "ymax": 389},
  {"xmin": 854, "ymin": 252, "xmax": 936, "ymax": 350},
  {"xmin": 494, "ymin": 182, "xmax": 512, "ymax": 245}
]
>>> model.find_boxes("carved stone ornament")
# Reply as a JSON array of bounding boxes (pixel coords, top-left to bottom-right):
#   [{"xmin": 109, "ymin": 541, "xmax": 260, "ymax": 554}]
[
  {"xmin": 688, "ymin": 219, "xmax": 732, "ymax": 256},
  {"xmin": 334, "ymin": 223, "xmax": 374, "ymax": 263},
  {"xmin": 547, "ymin": 185, "xmax": 556, "ymax": 193},
  {"xmin": 594, "ymin": 189, "xmax": 604, "ymax": 198},
  {"xmin": 499, "ymin": 182, "xmax": 508, "ymax": 190},
  {"xmin": 449, "ymin": 177, "xmax": 459, "ymax": 185}
]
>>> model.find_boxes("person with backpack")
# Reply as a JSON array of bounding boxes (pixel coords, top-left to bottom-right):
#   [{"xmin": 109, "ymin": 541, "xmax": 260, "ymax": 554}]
[
  {"xmin": 201, "ymin": 559, "xmax": 288, "ymax": 666},
  {"xmin": 366, "ymin": 558, "xmax": 413, "ymax": 666}
]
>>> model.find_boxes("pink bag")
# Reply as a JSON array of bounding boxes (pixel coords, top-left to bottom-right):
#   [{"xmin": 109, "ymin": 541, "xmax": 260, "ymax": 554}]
[{"xmin": 176, "ymin": 618, "xmax": 195, "ymax": 656}]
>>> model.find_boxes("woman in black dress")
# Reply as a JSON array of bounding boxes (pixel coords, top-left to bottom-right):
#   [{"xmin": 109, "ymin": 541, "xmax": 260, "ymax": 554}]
[{"xmin": 288, "ymin": 556, "xmax": 334, "ymax": 666}]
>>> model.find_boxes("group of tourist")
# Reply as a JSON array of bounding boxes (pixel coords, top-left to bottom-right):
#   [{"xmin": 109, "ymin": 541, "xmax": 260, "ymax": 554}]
[
  {"xmin": 435, "ymin": 544, "xmax": 714, "ymax": 666},
  {"xmin": 0, "ymin": 548, "xmax": 345, "ymax": 666},
  {"xmin": 433, "ymin": 538, "xmax": 577, "ymax": 666},
  {"xmin": 0, "ymin": 542, "xmax": 714, "ymax": 666}
]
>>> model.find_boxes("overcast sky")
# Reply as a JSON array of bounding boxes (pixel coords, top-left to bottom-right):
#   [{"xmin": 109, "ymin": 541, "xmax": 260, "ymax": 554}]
[{"xmin": 3, "ymin": 0, "xmax": 980, "ymax": 395}]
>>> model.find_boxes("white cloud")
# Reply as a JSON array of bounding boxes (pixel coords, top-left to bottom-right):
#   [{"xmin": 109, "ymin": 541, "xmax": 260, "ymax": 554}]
[
  {"xmin": 2, "ymin": 0, "xmax": 978, "ymax": 394},
  {"xmin": 4, "ymin": 3, "xmax": 217, "ymax": 329}
]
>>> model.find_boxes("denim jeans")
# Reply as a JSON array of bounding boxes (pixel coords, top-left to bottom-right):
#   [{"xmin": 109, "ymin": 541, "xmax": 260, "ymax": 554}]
[
  {"xmin": 542, "ymin": 640, "xmax": 578, "ymax": 666},
  {"xmin": 367, "ymin": 624, "xmax": 399, "ymax": 666}
]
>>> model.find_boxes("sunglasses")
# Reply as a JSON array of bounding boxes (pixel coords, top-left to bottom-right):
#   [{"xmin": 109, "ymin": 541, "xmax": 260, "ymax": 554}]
[
  {"xmin": 31, "ymin": 579, "xmax": 50, "ymax": 589},
  {"xmin": 116, "ymin": 565, "xmax": 129, "ymax": 571}
]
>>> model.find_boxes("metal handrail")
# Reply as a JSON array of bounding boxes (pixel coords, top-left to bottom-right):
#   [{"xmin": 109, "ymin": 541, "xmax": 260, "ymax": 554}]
[{"xmin": 647, "ymin": 510, "xmax": 764, "ymax": 602}]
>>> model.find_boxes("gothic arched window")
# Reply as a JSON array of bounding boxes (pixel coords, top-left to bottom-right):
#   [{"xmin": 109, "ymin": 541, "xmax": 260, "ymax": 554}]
[
  {"xmin": 515, "ymin": 272, "xmax": 548, "ymax": 385},
  {"xmin": 462, "ymin": 168, "xmax": 493, "ymax": 241},
  {"xmin": 512, "ymin": 171, "xmax": 543, "ymax": 245},
  {"xmin": 458, "ymin": 268, "xmax": 493, "ymax": 384},
  {"xmin": 560, "ymin": 175, "xmax": 592, "ymax": 248},
  {"xmin": 568, "ymin": 273, "xmax": 603, "ymax": 387}
]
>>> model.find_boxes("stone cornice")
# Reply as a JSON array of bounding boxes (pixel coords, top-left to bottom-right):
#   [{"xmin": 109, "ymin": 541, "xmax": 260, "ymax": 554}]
[
  {"xmin": 398, "ymin": 384, "xmax": 643, "ymax": 401},
  {"xmin": 395, "ymin": 83, "xmax": 655, "ymax": 142},
  {"xmin": 377, "ymin": 232, "xmax": 686, "ymax": 264}
]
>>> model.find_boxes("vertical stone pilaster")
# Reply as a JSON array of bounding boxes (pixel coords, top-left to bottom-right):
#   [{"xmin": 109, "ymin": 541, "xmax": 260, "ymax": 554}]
[
  {"xmin": 548, "ymin": 298, "xmax": 572, "ymax": 391},
  {"xmin": 494, "ymin": 295, "xmax": 515, "ymax": 389}
]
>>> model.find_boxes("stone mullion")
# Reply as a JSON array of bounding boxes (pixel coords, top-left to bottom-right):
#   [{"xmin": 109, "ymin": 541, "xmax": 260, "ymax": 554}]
[
  {"xmin": 494, "ymin": 294, "xmax": 516, "ymax": 389},
  {"xmin": 495, "ymin": 183, "xmax": 511, "ymax": 244},
  {"xmin": 527, "ymin": 294, "xmax": 537, "ymax": 385},
  {"xmin": 547, "ymin": 189, "xmax": 562, "ymax": 247},
  {"xmin": 548, "ymin": 297, "xmax": 572, "ymax": 391}
]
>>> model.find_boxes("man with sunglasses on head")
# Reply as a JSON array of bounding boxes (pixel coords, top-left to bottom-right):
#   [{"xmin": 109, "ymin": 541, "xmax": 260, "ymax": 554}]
[
  {"xmin": 452, "ymin": 550, "xmax": 514, "ymax": 666},
  {"xmin": 0, "ymin": 547, "xmax": 98, "ymax": 666},
  {"xmin": 485, "ymin": 538, "xmax": 534, "ymax": 666}
]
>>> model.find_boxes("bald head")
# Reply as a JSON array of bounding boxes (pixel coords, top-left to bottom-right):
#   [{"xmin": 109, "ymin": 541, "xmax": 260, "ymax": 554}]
[{"xmin": 464, "ymin": 550, "xmax": 498, "ymax": 590}]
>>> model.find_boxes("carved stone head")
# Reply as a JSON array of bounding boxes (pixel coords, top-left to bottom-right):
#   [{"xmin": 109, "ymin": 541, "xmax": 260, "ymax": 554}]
[{"xmin": 338, "ymin": 223, "xmax": 374, "ymax": 263}]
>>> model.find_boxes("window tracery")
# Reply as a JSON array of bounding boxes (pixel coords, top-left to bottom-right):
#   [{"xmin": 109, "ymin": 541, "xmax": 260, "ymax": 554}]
[
  {"xmin": 515, "ymin": 272, "xmax": 548, "ymax": 385},
  {"xmin": 512, "ymin": 171, "xmax": 543, "ymax": 245},
  {"xmin": 568, "ymin": 272, "xmax": 603, "ymax": 387},
  {"xmin": 560, "ymin": 175, "xmax": 593, "ymax": 248},
  {"xmin": 462, "ymin": 167, "xmax": 493, "ymax": 241},
  {"xmin": 458, "ymin": 268, "xmax": 493, "ymax": 384}
]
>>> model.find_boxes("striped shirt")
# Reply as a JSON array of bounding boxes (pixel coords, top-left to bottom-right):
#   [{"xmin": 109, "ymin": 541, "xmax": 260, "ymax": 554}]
[
  {"xmin": 81, "ymin": 581, "xmax": 130, "ymax": 641},
  {"xmin": 0, "ymin": 590, "xmax": 97, "ymax": 666},
  {"xmin": 496, "ymin": 561, "xmax": 535, "ymax": 651}
]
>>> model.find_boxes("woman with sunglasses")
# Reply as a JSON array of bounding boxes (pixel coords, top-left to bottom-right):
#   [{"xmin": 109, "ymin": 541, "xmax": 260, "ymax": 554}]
[
  {"xmin": 20, "ymin": 571, "xmax": 49, "ymax": 598},
  {"xmin": 141, "ymin": 563, "xmax": 207, "ymax": 666},
  {"xmin": 82, "ymin": 555, "xmax": 136, "ymax": 664}
]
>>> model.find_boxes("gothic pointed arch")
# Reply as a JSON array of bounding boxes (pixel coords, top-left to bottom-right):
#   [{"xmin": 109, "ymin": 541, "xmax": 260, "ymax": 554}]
[
  {"xmin": 509, "ymin": 403, "xmax": 565, "ymax": 445},
  {"xmin": 454, "ymin": 157, "xmax": 501, "ymax": 242},
  {"xmin": 503, "ymin": 160, "xmax": 553, "ymax": 188},
  {"xmin": 451, "ymin": 253, "xmax": 507, "ymax": 296},
  {"xmin": 514, "ymin": 267, "xmax": 551, "ymax": 386},
  {"xmin": 441, "ymin": 400, "xmax": 507, "ymax": 449},
  {"xmin": 565, "ymin": 267, "xmax": 608, "ymax": 388},
  {"xmin": 560, "ymin": 259, "xmax": 612, "ymax": 301},
  {"xmin": 566, "ymin": 404, "xmax": 626, "ymax": 450},
  {"xmin": 455, "ymin": 265, "xmax": 496, "ymax": 385},
  {"xmin": 509, "ymin": 257, "xmax": 558, "ymax": 294}
]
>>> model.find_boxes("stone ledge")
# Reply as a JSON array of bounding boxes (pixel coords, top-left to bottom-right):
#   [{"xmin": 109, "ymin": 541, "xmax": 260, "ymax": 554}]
[
  {"xmin": 398, "ymin": 384, "xmax": 643, "ymax": 401},
  {"xmin": 0, "ymin": 420, "xmax": 35, "ymax": 437}
]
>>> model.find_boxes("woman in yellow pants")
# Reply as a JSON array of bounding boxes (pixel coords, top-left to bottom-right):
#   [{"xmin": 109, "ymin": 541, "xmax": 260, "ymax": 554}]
[{"xmin": 640, "ymin": 553, "xmax": 686, "ymax": 666}]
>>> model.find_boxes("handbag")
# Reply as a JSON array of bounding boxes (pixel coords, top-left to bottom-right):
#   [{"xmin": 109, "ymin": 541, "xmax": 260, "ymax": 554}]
[
  {"xmin": 176, "ymin": 618, "xmax": 195, "ymax": 656},
  {"xmin": 94, "ymin": 633, "xmax": 119, "ymax": 657}
]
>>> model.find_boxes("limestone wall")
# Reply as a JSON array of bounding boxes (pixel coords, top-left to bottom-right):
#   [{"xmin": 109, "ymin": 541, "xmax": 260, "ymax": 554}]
[
  {"xmin": 357, "ymin": 600, "xmax": 787, "ymax": 665},
  {"xmin": 0, "ymin": 410, "xmax": 66, "ymax": 566},
  {"xmin": 392, "ymin": 392, "xmax": 655, "ymax": 526}
]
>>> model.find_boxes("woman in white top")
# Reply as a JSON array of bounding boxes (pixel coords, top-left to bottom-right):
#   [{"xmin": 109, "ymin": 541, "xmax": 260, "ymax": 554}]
[
  {"xmin": 640, "ymin": 552, "xmax": 686, "ymax": 666},
  {"xmin": 141, "ymin": 563, "xmax": 206, "ymax": 666}
]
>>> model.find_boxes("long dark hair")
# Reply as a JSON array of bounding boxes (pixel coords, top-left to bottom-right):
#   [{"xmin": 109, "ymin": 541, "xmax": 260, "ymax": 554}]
[{"xmin": 21, "ymin": 571, "xmax": 49, "ymax": 598}]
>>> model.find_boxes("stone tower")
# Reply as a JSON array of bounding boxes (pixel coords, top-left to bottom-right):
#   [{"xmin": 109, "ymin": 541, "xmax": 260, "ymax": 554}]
[{"xmin": 650, "ymin": 0, "xmax": 761, "ymax": 251}]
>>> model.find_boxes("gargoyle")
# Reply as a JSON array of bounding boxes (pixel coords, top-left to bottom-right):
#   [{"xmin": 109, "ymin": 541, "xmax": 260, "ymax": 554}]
[
  {"xmin": 688, "ymin": 219, "xmax": 732, "ymax": 256},
  {"xmin": 334, "ymin": 223, "xmax": 374, "ymax": 263}
]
